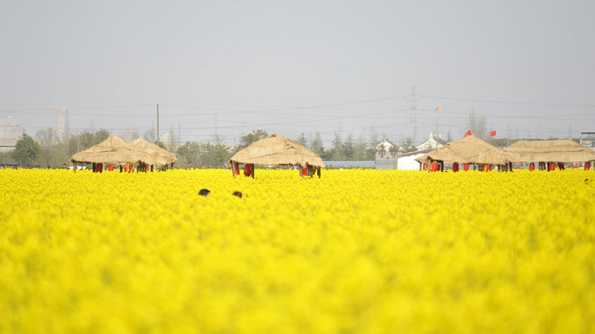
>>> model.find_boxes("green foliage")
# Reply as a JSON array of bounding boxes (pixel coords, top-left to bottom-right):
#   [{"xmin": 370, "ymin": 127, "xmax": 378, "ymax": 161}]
[
  {"xmin": 201, "ymin": 143, "xmax": 230, "ymax": 167},
  {"xmin": 238, "ymin": 130, "xmax": 268, "ymax": 149},
  {"xmin": 294, "ymin": 132, "xmax": 308, "ymax": 147},
  {"xmin": 12, "ymin": 134, "xmax": 40, "ymax": 167},
  {"xmin": 67, "ymin": 129, "xmax": 111, "ymax": 157},
  {"xmin": 309, "ymin": 132, "xmax": 324, "ymax": 155},
  {"xmin": 176, "ymin": 141, "xmax": 201, "ymax": 167},
  {"xmin": 401, "ymin": 136, "xmax": 417, "ymax": 153}
]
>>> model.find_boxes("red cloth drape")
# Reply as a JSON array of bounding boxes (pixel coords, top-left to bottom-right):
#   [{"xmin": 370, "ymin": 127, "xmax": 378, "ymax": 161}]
[
  {"xmin": 585, "ymin": 162, "xmax": 591, "ymax": 171},
  {"xmin": 244, "ymin": 164, "xmax": 253, "ymax": 177},
  {"xmin": 529, "ymin": 163, "xmax": 535, "ymax": 171},
  {"xmin": 108, "ymin": 164, "xmax": 114, "ymax": 171},
  {"xmin": 558, "ymin": 162, "xmax": 565, "ymax": 170},
  {"xmin": 302, "ymin": 165, "xmax": 309, "ymax": 176},
  {"xmin": 431, "ymin": 161, "xmax": 438, "ymax": 172},
  {"xmin": 453, "ymin": 162, "xmax": 459, "ymax": 172},
  {"xmin": 234, "ymin": 163, "xmax": 240, "ymax": 175},
  {"xmin": 463, "ymin": 163, "xmax": 469, "ymax": 171},
  {"xmin": 549, "ymin": 162, "xmax": 556, "ymax": 171},
  {"xmin": 96, "ymin": 163, "xmax": 103, "ymax": 173},
  {"xmin": 423, "ymin": 163, "xmax": 428, "ymax": 171},
  {"xmin": 124, "ymin": 163, "xmax": 132, "ymax": 173}
]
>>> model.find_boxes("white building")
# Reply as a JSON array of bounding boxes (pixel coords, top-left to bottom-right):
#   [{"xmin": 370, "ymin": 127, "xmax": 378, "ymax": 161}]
[
  {"xmin": 397, "ymin": 149, "xmax": 433, "ymax": 171},
  {"xmin": 417, "ymin": 133, "xmax": 446, "ymax": 151},
  {"xmin": 376, "ymin": 138, "xmax": 398, "ymax": 152}
]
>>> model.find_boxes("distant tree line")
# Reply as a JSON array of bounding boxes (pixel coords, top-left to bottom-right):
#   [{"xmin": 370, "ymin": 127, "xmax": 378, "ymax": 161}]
[
  {"xmin": 293, "ymin": 131, "xmax": 387, "ymax": 161},
  {"xmin": 0, "ymin": 128, "xmax": 113, "ymax": 168},
  {"xmin": 2, "ymin": 110, "xmax": 581, "ymax": 168}
]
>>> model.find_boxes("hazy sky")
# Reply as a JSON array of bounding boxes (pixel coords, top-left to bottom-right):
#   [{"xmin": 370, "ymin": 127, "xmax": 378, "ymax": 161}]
[{"xmin": 1, "ymin": 0, "xmax": 594, "ymax": 147}]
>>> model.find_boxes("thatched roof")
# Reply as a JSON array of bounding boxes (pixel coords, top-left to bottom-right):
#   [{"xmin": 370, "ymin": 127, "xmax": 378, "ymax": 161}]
[
  {"xmin": 229, "ymin": 134, "xmax": 325, "ymax": 168},
  {"xmin": 0, "ymin": 159, "xmax": 18, "ymax": 166},
  {"xmin": 503, "ymin": 140, "xmax": 595, "ymax": 163},
  {"xmin": 131, "ymin": 138, "xmax": 177, "ymax": 165},
  {"xmin": 70, "ymin": 135, "xmax": 157, "ymax": 165},
  {"xmin": 415, "ymin": 135, "xmax": 512, "ymax": 165}
]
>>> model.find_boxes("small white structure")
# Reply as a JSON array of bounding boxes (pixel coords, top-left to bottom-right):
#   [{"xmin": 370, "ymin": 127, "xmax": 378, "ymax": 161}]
[
  {"xmin": 397, "ymin": 149, "xmax": 432, "ymax": 170},
  {"xmin": 376, "ymin": 138, "xmax": 398, "ymax": 152},
  {"xmin": 417, "ymin": 133, "xmax": 446, "ymax": 151}
]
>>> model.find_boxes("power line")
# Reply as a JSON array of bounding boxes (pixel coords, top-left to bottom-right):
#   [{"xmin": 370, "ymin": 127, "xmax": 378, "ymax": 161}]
[{"xmin": 418, "ymin": 95, "xmax": 595, "ymax": 107}]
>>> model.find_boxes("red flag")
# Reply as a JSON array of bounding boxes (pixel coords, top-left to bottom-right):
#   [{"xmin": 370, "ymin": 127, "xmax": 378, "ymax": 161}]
[
  {"xmin": 490, "ymin": 131, "xmax": 496, "ymax": 137},
  {"xmin": 465, "ymin": 130, "xmax": 472, "ymax": 136}
]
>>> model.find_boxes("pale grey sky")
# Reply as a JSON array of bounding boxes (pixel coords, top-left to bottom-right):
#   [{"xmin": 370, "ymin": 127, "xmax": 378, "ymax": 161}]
[{"xmin": 1, "ymin": 0, "xmax": 594, "ymax": 146}]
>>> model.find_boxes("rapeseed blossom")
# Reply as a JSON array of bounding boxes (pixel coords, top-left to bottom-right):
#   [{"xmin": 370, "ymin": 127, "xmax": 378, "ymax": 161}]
[{"xmin": 0, "ymin": 168, "xmax": 594, "ymax": 333}]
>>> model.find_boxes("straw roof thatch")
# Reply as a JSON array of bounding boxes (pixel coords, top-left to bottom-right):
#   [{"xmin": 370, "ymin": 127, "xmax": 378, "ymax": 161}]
[
  {"xmin": 503, "ymin": 140, "xmax": 595, "ymax": 163},
  {"xmin": 131, "ymin": 138, "xmax": 177, "ymax": 166},
  {"xmin": 415, "ymin": 135, "xmax": 512, "ymax": 165},
  {"xmin": 70, "ymin": 135, "xmax": 157, "ymax": 165},
  {"xmin": 229, "ymin": 134, "xmax": 325, "ymax": 168}
]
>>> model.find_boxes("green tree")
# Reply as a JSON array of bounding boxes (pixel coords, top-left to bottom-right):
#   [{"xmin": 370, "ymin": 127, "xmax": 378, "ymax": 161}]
[
  {"xmin": 353, "ymin": 134, "xmax": 368, "ymax": 161},
  {"xmin": 401, "ymin": 136, "xmax": 417, "ymax": 153},
  {"xmin": 35, "ymin": 127, "xmax": 59, "ymax": 167},
  {"xmin": 331, "ymin": 132, "xmax": 345, "ymax": 160},
  {"xmin": 342, "ymin": 132, "xmax": 355, "ymax": 160},
  {"xmin": 310, "ymin": 131, "xmax": 324, "ymax": 155},
  {"xmin": 238, "ymin": 130, "xmax": 268, "ymax": 149},
  {"xmin": 366, "ymin": 131, "xmax": 381, "ymax": 159},
  {"xmin": 176, "ymin": 141, "xmax": 202, "ymax": 167},
  {"xmin": 295, "ymin": 132, "xmax": 308, "ymax": 147},
  {"xmin": 12, "ymin": 134, "xmax": 40, "ymax": 167}
]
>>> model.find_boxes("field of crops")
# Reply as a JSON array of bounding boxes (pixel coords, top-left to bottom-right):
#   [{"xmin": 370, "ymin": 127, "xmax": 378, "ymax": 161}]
[{"xmin": 1, "ymin": 168, "xmax": 594, "ymax": 333}]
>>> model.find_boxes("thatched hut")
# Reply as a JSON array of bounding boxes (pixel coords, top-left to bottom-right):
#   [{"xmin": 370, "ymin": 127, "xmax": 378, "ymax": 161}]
[
  {"xmin": 228, "ymin": 134, "xmax": 325, "ymax": 178},
  {"xmin": 131, "ymin": 138, "xmax": 177, "ymax": 169},
  {"xmin": 503, "ymin": 140, "xmax": 595, "ymax": 171},
  {"xmin": 415, "ymin": 135, "xmax": 513, "ymax": 172},
  {"xmin": 70, "ymin": 135, "xmax": 157, "ymax": 172}
]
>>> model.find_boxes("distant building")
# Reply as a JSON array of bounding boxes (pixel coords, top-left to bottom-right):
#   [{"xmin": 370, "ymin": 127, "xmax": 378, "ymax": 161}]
[
  {"xmin": 417, "ymin": 133, "xmax": 446, "ymax": 151},
  {"xmin": 375, "ymin": 151, "xmax": 399, "ymax": 170},
  {"xmin": 122, "ymin": 128, "xmax": 136, "ymax": 142},
  {"xmin": 54, "ymin": 103, "xmax": 69, "ymax": 140},
  {"xmin": 376, "ymin": 138, "xmax": 398, "ymax": 152},
  {"xmin": 397, "ymin": 149, "xmax": 432, "ymax": 171},
  {"xmin": 0, "ymin": 139, "xmax": 18, "ymax": 153},
  {"xmin": 0, "ymin": 116, "xmax": 23, "ymax": 140},
  {"xmin": 159, "ymin": 133, "xmax": 174, "ymax": 144}
]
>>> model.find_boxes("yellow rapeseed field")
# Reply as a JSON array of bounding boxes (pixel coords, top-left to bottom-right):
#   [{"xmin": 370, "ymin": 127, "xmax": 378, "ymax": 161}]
[{"xmin": 1, "ymin": 168, "xmax": 594, "ymax": 333}]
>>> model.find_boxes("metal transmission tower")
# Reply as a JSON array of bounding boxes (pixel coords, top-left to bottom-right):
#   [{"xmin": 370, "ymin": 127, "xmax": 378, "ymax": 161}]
[{"xmin": 405, "ymin": 86, "xmax": 422, "ymax": 144}]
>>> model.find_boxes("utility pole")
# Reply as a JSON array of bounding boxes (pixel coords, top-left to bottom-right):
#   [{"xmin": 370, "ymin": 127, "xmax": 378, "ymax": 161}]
[{"xmin": 156, "ymin": 102, "xmax": 160, "ymax": 144}]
